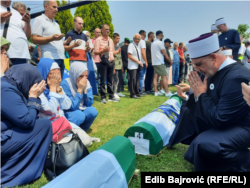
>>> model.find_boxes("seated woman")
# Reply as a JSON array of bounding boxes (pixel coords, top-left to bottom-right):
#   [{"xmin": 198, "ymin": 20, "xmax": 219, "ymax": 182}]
[
  {"xmin": 1, "ymin": 64, "xmax": 52, "ymax": 187},
  {"xmin": 1, "ymin": 37, "xmax": 11, "ymax": 76},
  {"xmin": 61, "ymin": 61, "xmax": 98, "ymax": 131},
  {"xmin": 37, "ymin": 58, "xmax": 72, "ymax": 120}
]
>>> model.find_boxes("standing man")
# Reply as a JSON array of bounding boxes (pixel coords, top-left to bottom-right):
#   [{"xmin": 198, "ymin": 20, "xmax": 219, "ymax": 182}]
[
  {"xmin": 32, "ymin": 0, "xmax": 65, "ymax": 77},
  {"xmin": 138, "ymin": 30, "xmax": 148, "ymax": 95},
  {"xmin": 238, "ymin": 35, "xmax": 246, "ymax": 62},
  {"xmin": 94, "ymin": 24, "xmax": 119, "ymax": 104},
  {"xmin": 178, "ymin": 42, "xmax": 185, "ymax": 84},
  {"xmin": 92, "ymin": 27, "xmax": 102, "ymax": 92},
  {"xmin": 112, "ymin": 33, "xmax": 124, "ymax": 98},
  {"xmin": 1, "ymin": 0, "xmax": 31, "ymax": 65},
  {"xmin": 171, "ymin": 42, "xmax": 180, "ymax": 85},
  {"xmin": 183, "ymin": 46, "xmax": 191, "ymax": 82},
  {"xmin": 145, "ymin": 32, "xmax": 155, "ymax": 94},
  {"xmin": 64, "ymin": 16, "xmax": 89, "ymax": 65},
  {"xmin": 128, "ymin": 34, "xmax": 143, "ymax": 99},
  {"xmin": 211, "ymin": 24, "xmax": 219, "ymax": 36},
  {"xmin": 92, "ymin": 28, "xmax": 101, "ymax": 45},
  {"xmin": 121, "ymin": 38, "xmax": 130, "ymax": 92},
  {"xmin": 151, "ymin": 30, "xmax": 173, "ymax": 97},
  {"xmin": 216, "ymin": 17, "xmax": 241, "ymax": 61}
]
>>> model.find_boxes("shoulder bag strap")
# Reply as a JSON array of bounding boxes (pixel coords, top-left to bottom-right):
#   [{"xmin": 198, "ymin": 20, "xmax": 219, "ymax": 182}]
[
  {"xmin": 132, "ymin": 43, "xmax": 140, "ymax": 61},
  {"xmin": 3, "ymin": 7, "xmax": 11, "ymax": 39}
]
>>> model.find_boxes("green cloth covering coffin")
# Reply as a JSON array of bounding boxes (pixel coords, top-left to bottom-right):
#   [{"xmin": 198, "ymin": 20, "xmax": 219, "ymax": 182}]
[
  {"xmin": 96, "ymin": 135, "xmax": 136, "ymax": 183},
  {"xmin": 124, "ymin": 94, "xmax": 183, "ymax": 155}
]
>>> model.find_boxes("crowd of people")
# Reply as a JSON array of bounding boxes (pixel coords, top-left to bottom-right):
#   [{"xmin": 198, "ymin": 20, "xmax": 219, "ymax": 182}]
[{"xmin": 1, "ymin": 0, "xmax": 250, "ymax": 187}]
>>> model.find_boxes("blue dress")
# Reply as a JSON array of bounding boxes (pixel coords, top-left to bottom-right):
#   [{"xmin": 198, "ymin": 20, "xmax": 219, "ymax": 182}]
[
  {"xmin": 61, "ymin": 80, "xmax": 98, "ymax": 131},
  {"xmin": 169, "ymin": 62, "xmax": 250, "ymax": 171},
  {"xmin": 1, "ymin": 65, "xmax": 52, "ymax": 187},
  {"xmin": 218, "ymin": 29, "xmax": 241, "ymax": 61}
]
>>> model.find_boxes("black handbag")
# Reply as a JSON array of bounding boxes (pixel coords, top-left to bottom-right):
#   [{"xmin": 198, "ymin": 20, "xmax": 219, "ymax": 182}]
[{"xmin": 44, "ymin": 129, "xmax": 89, "ymax": 181}]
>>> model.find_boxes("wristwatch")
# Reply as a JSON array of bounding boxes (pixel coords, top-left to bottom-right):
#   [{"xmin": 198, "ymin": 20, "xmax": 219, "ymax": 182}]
[{"xmin": 223, "ymin": 46, "xmax": 227, "ymax": 50}]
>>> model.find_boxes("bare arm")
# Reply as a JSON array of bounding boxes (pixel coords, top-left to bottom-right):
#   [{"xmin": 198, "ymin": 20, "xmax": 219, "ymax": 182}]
[
  {"xmin": 161, "ymin": 49, "xmax": 172, "ymax": 65},
  {"xmin": 141, "ymin": 48, "xmax": 147, "ymax": 64},
  {"xmin": 33, "ymin": 35, "xmax": 54, "ymax": 45},
  {"xmin": 37, "ymin": 46, "xmax": 41, "ymax": 59},
  {"xmin": 128, "ymin": 53, "xmax": 140, "ymax": 65}
]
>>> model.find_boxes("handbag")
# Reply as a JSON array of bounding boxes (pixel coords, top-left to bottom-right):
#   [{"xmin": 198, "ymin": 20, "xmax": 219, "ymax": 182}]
[
  {"xmin": 50, "ymin": 115, "xmax": 72, "ymax": 143},
  {"xmin": 100, "ymin": 40, "xmax": 110, "ymax": 65},
  {"xmin": 133, "ymin": 43, "xmax": 143, "ymax": 71},
  {"xmin": 44, "ymin": 129, "xmax": 89, "ymax": 181}
]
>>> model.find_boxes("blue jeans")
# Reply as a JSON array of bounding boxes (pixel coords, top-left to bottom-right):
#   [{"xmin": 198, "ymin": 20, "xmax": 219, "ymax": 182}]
[
  {"xmin": 139, "ymin": 64, "xmax": 146, "ymax": 93},
  {"xmin": 172, "ymin": 62, "xmax": 179, "ymax": 85},
  {"xmin": 9, "ymin": 58, "xmax": 27, "ymax": 65},
  {"xmin": 54, "ymin": 59, "xmax": 65, "ymax": 79}
]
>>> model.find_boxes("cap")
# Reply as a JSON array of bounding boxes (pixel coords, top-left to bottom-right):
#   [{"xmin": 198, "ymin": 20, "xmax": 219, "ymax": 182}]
[
  {"xmin": 222, "ymin": 49, "xmax": 232, "ymax": 56},
  {"xmin": 124, "ymin": 37, "xmax": 131, "ymax": 43},
  {"xmin": 164, "ymin": 38, "xmax": 173, "ymax": 43},
  {"xmin": 186, "ymin": 33, "xmax": 220, "ymax": 59},
  {"xmin": 215, "ymin": 18, "xmax": 226, "ymax": 27},
  {"xmin": 211, "ymin": 24, "xmax": 218, "ymax": 31}
]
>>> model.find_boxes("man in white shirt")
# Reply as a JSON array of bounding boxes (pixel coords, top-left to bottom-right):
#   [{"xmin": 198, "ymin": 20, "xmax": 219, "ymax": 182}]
[
  {"xmin": 1, "ymin": 0, "xmax": 31, "ymax": 65},
  {"xmin": 32, "ymin": 0, "xmax": 65, "ymax": 78},
  {"xmin": 128, "ymin": 33, "xmax": 143, "ymax": 99},
  {"xmin": 151, "ymin": 30, "xmax": 173, "ymax": 97},
  {"xmin": 238, "ymin": 35, "xmax": 246, "ymax": 62},
  {"xmin": 138, "ymin": 30, "xmax": 148, "ymax": 95}
]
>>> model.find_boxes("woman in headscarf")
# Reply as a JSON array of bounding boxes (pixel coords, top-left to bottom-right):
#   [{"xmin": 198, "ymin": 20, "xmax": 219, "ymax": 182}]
[
  {"xmin": 37, "ymin": 58, "xmax": 72, "ymax": 120},
  {"xmin": 1, "ymin": 37, "xmax": 11, "ymax": 76},
  {"xmin": 61, "ymin": 61, "xmax": 98, "ymax": 131},
  {"xmin": 83, "ymin": 30, "xmax": 98, "ymax": 96},
  {"xmin": 1, "ymin": 64, "xmax": 52, "ymax": 187}
]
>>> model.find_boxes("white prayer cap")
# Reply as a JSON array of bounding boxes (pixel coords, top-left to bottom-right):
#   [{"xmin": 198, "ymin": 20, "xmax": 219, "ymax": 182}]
[
  {"xmin": 211, "ymin": 24, "xmax": 218, "ymax": 31},
  {"xmin": 215, "ymin": 18, "xmax": 226, "ymax": 27},
  {"xmin": 186, "ymin": 33, "xmax": 220, "ymax": 59},
  {"xmin": 50, "ymin": 62, "xmax": 60, "ymax": 71},
  {"xmin": 222, "ymin": 49, "xmax": 232, "ymax": 56}
]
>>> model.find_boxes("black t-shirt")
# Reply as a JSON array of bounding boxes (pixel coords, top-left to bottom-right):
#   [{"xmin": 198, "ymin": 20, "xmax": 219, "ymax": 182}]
[
  {"xmin": 164, "ymin": 47, "xmax": 171, "ymax": 67},
  {"xmin": 121, "ymin": 45, "xmax": 129, "ymax": 67}
]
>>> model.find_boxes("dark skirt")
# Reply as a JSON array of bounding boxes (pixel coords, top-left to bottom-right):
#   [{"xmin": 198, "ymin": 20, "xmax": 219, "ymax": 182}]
[{"xmin": 1, "ymin": 119, "xmax": 52, "ymax": 187}]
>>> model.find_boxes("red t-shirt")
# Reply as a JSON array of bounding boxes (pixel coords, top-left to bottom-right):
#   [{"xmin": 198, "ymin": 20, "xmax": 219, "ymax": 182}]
[{"xmin": 178, "ymin": 47, "xmax": 184, "ymax": 63}]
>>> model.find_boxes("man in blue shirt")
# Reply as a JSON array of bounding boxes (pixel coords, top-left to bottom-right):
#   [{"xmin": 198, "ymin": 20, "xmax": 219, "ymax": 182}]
[
  {"xmin": 183, "ymin": 46, "xmax": 191, "ymax": 82},
  {"xmin": 171, "ymin": 42, "xmax": 180, "ymax": 85},
  {"xmin": 216, "ymin": 18, "xmax": 241, "ymax": 61}
]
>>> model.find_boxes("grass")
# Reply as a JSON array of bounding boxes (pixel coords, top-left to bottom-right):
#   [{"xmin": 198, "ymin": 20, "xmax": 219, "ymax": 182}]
[{"xmin": 13, "ymin": 85, "xmax": 193, "ymax": 188}]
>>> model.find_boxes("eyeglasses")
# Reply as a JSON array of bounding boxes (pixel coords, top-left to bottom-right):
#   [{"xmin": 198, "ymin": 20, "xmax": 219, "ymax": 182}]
[{"xmin": 134, "ymin": 38, "xmax": 140, "ymax": 41}]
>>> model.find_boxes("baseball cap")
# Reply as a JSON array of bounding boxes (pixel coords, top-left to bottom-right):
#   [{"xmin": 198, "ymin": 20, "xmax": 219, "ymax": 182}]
[
  {"xmin": 164, "ymin": 38, "xmax": 173, "ymax": 43},
  {"xmin": 124, "ymin": 37, "xmax": 131, "ymax": 43}
]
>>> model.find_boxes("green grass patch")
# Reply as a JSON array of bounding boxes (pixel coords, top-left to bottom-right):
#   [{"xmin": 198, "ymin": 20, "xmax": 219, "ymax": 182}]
[{"xmin": 13, "ymin": 85, "xmax": 193, "ymax": 188}]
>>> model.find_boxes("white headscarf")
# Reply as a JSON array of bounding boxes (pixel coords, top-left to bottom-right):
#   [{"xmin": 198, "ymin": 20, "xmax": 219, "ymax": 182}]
[
  {"xmin": 83, "ymin": 30, "xmax": 94, "ymax": 49},
  {"xmin": 66, "ymin": 62, "xmax": 91, "ymax": 110}
]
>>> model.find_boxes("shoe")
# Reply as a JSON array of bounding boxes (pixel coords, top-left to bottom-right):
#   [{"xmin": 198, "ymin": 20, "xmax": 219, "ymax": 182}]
[
  {"xmin": 150, "ymin": 90, "xmax": 155, "ymax": 94},
  {"xmin": 130, "ymin": 95, "xmax": 140, "ymax": 99},
  {"xmin": 159, "ymin": 89, "xmax": 165, "ymax": 94},
  {"xmin": 114, "ymin": 93, "xmax": 120, "ymax": 99},
  {"xmin": 165, "ymin": 91, "xmax": 173, "ymax": 97},
  {"xmin": 101, "ymin": 99, "xmax": 107, "ymax": 104},
  {"xmin": 137, "ymin": 94, "xmax": 144, "ymax": 97},
  {"xmin": 108, "ymin": 97, "xmax": 120, "ymax": 102},
  {"xmin": 146, "ymin": 91, "xmax": 152, "ymax": 95},
  {"xmin": 141, "ymin": 92, "xmax": 148, "ymax": 95},
  {"xmin": 155, "ymin": 92, "xmax": 163, "ymax": 96},
  {"xmin": 117, "ymin": 92, "xmax": 125, "ymax": 97}
]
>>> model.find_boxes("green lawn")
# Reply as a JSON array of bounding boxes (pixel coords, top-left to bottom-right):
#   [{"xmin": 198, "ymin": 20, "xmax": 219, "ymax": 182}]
[{"xmin": 14, "ymin": 85, "xmax": 193, "ymax": 188}]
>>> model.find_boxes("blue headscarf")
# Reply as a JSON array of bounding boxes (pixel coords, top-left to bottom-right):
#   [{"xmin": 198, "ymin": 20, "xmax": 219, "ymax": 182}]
[
  {"xmin": 37, "ymin": 58, "xmax": 58, "ymax": 100},
  {"xmin": 4, "ymin": 64, "xmax": 43, "ymax": 99}
]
